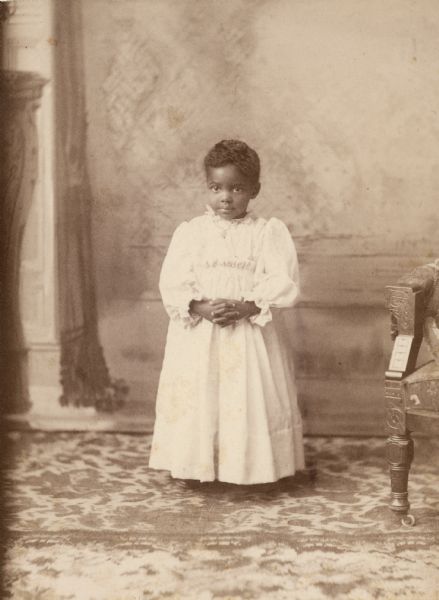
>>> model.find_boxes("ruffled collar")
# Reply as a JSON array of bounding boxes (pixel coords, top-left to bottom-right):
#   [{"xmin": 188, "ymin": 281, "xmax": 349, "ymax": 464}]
[{"xmin": 204, "ymin": 205, "xmax": 254, "ymax": 227}]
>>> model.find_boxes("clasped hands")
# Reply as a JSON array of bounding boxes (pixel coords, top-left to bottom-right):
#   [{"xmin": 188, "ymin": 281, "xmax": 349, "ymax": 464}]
[{"xmin": 190, "ymin": 298, "xmax": 260, "ymax": 328}]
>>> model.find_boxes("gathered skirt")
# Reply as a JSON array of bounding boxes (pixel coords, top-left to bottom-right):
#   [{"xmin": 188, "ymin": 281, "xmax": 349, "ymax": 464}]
[{"xmin": 149, "ymin": 311, "xmax": 305, "ymax": 485}]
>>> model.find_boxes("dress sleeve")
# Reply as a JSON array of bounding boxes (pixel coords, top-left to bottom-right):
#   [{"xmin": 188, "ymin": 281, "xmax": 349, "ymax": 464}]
[
  {"xmin": 159, "ymin": 222, "xmax": 204, "ymax": 327},
  {"xmin": 242, "ymin": 218, "xmax": 300, "ymax": 326}
]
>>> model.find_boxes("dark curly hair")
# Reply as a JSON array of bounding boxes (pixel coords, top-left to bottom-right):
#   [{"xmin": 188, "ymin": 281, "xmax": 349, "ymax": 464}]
[{"xmin": 203, "ymin": 139, "xmax": 260, "ymax": 184}]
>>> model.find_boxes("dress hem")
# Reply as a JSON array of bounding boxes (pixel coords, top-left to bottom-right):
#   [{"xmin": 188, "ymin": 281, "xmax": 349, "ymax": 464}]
[{"xmin": 148, "ymin": 463, "xmax": 306, "ymax": 485}]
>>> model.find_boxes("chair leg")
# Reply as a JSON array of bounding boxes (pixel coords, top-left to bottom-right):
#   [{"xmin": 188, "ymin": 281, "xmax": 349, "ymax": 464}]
[{"xmin": 386, "ymin": 433, "xmax": 415, "ymax": 525}]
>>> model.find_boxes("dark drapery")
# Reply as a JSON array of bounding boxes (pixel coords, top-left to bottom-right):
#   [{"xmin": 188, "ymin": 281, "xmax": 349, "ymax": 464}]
[
  {"xmin": 54, "ymin": 1, "xmax": 127, "ymax": 410},
  {"xmin": 0, "ymin": 71, "xmax": 46, "ymax": 414}
]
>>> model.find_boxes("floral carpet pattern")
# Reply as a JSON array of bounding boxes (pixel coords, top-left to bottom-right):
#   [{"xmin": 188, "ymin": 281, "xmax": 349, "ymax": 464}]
[{"xmin": 1, "ymin": 432, "xmax": 439, "ymax": 599}]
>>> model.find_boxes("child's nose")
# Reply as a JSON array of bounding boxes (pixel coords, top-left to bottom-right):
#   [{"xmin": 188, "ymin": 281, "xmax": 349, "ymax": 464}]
[{"xmin": 221, "ymin": 190, "xmax": 233, "ymax": 203}]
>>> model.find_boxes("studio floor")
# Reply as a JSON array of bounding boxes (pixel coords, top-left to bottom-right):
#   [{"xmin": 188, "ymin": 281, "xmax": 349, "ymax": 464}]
[{"xmin": 1, "ymin": 432, "xmax": 439, "ymax": 599}]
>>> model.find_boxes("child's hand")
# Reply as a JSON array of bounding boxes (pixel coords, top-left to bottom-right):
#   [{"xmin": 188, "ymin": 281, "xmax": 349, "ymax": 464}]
[
  {"xmin": 209, "ymin": 298, "xmax": 260, "ymax": 327},
  {"xmin": 189, "ymin": 299, "xmax": 222, "ymax": 323},
  {"xmin": 190, "ymin": 299, "xmax": 261, "ymax": 327}
]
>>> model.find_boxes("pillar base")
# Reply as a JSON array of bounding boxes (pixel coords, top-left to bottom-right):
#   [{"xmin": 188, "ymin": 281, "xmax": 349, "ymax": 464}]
[{"xmin": 27, "ymin": 390, "xmax": 100, "ymax": 430}]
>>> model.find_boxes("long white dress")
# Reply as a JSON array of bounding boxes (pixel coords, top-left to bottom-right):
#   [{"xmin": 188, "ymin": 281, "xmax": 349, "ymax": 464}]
[{"xmin": 148, "ymin": 207, "xmax": 305, "ymax": 484}]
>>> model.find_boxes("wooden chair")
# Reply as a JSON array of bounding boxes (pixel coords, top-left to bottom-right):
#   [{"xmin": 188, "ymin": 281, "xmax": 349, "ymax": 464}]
[{"xmin": 385, "ymin": 262, "xmax": 439, "ymax": 526}]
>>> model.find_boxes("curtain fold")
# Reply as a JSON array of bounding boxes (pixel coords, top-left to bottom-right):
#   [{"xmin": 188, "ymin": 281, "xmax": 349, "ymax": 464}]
[
  {"xmin": 0, "ymin": 71, "xmax": 46, "ymax": 413},
  {"xmin": 54, "ymin": 1, "xmax": 127, "ymax": 410}
]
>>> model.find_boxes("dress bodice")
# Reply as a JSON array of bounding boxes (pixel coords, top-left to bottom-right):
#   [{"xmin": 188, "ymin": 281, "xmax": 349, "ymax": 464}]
[{"xmin": 159, "ymin": 208, "xmax": 300, "ymax": 327}]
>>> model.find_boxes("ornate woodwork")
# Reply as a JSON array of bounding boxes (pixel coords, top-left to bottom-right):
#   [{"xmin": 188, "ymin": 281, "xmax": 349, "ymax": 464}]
[
  {"xmin": 385, "ymin": 273, "xmax": 439, "ymax": 525},
  {"xmin": 385, "ymin": 434, "xmax": 414, "ymax": 517}
]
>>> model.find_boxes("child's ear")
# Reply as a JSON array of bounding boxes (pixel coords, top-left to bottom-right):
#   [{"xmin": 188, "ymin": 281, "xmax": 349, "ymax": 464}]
[{"xmin": 252, "ymin": 182, "xmax": 261, "ymax": 198}]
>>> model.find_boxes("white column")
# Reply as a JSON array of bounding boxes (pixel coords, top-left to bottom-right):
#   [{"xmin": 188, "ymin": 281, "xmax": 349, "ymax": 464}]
[
  {"xmin": 3, "ymin": 1, "xmax": 121, "ymax": 428},
  {"xmin": 3, "ymin": 0, "xmax": 63, "ymax": 415}
]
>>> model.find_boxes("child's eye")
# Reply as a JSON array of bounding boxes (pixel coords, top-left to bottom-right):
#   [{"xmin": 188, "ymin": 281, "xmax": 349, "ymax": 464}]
[
  {"xmin": 209, "ymin": 185, "xmax": 220, "ymax": 193},
  {"xmin": 233, "ymin": 187, "xmax": 243, "ymax": 193}
]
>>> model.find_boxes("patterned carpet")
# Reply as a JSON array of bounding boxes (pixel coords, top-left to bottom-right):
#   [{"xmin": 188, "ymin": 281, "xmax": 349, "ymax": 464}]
[{"xmin": 1, "ymin": 432, "xmax": 439, "ymax": 599}]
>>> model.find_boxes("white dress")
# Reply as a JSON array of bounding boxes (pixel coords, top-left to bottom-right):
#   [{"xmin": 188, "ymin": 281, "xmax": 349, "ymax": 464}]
[{"xmin": 148, "ymin": 207, "xmax": 305, "ymax": 484}]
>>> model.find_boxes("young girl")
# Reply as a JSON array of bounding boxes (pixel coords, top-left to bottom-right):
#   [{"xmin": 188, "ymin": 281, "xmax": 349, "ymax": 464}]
[{"xmin": 149, "ymin": 139, "xmax": 305, "ymax": 485}]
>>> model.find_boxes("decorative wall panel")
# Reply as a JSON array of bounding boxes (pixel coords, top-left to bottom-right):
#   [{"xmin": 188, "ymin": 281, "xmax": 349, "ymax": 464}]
[{"xmin": 81, "ymin": 0, "xmax": 439, "ymax": 432}]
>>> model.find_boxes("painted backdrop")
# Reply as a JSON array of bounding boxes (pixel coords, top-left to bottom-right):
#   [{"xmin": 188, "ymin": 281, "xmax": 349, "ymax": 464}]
[{"xmin": 81, "ymin": 0, "xmax": 439, "ymax": 433}]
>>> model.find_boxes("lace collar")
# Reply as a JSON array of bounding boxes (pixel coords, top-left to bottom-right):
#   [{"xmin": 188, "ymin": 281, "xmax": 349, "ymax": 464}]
[{"xmin": 204, "ymin": 205, "xmax": 254, "ymax": 227}]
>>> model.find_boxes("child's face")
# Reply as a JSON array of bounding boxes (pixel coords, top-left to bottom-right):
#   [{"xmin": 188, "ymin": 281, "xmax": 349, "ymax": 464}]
[{"xmin": 206, "ymin": 164, "xmax": 260, "ymax": 220}]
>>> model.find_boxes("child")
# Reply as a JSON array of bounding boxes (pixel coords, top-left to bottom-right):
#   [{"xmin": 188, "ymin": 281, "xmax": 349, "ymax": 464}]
[{"xmin": 149, "ymin": 139, "xmax": 305, "ymax": 484}]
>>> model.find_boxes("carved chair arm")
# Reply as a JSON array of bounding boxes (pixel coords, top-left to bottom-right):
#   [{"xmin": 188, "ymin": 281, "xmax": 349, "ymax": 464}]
[
  {"xmin": 385, "ymin": 286, "xmax": 424, "ymax": 338},
  {"xmin": 397, "ymin": 265, "xmax": 436, "ymax": 296},
  {"xmin": 385, "ymin": 282, "xmax": 425, "ymax": 377}
]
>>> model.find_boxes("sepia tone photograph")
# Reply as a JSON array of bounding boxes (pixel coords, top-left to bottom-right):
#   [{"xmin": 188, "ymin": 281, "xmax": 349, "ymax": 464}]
[{"xmin": 0, "ymin": 0, "xmax": 438, "ymax": 598}]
